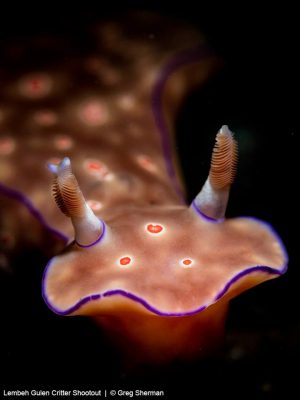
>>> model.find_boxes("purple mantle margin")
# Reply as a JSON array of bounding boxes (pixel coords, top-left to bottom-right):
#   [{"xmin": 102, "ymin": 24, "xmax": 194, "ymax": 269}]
[
  {"xmin": 151, "ymin": 44, "xmax": 213, "ymax": 202},
  {"xmin": 42, "ymin": 264, "xmax": 288, "ymax": 317},
  {"xmin": 0, "ymin": 182, "xmax": 68, "ymax": 243}
]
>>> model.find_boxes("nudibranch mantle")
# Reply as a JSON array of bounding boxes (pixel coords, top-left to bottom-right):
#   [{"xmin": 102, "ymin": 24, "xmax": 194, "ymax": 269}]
[{"xmin": 42, "ymin": 206, "xmax": 287, "ymax": 317}]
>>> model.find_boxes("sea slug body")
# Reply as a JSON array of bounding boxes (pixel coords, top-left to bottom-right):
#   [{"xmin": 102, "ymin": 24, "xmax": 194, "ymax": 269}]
[{"xmin": 0, "ymin": 12, "xmax": 288, "ymax": 364}]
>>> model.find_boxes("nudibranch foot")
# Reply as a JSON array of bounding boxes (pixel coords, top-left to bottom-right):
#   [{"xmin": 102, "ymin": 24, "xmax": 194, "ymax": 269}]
[{"xmin": 93, "ymin": 300, "xmax": 228, "ymax": 365}]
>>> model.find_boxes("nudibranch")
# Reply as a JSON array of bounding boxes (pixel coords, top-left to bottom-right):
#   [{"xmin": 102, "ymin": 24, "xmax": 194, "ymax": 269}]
[
  {"xmin": 42, "ymin": 124, "xmax": 287, "ymax": 364},
  {"xmin": 0, "ymin": 12, "xmax": 287, "ymax": 364}
]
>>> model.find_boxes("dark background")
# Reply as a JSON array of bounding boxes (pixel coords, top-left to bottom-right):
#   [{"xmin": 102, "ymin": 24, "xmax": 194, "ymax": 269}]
[{"xmin": 0, "ymin": 2, "xmax": 297, "ymax": 398}]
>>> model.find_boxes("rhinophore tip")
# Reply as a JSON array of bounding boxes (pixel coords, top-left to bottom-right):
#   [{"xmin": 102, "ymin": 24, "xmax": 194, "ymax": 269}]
[{"xmin": 192, "ymin": 125, "xmax": 238, "ymax": 220}]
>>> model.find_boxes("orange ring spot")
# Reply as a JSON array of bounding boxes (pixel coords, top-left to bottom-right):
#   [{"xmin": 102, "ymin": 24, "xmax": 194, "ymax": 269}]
[
  {"xmin": 137, "ymin": 155, "xmax": 157, "ymax": 172},
  {"xmin": 119, "ymin": 256, "xmax": 131, "ymax": 266},
  {"xmin": 47, "ymin": 157, "xmax": 62, "ymax": 166},
  {"xmin": 19, "ymin": 73, "xmax": 52, "ymax": 98},
  {"xmin": 87, "ymin": 199, "xmax": 103, "ymax": 211},
  {"xmin": 84, "ymin": 159, "xmax": 111, "ymax": 179},
  {"xmin": 0, "ymin": 137, "xmax": 15, "ymax": 155},
  {"xmin": 54, "ymin": 135, "xmax": 73, "ymax": 150},
  {"xmin": 146, "ymin": 223, "xmax": 163, "ymax": 234},
  {"xmin": 79, "ymin": 100, "xmax": 108, "ymax": 126}
]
